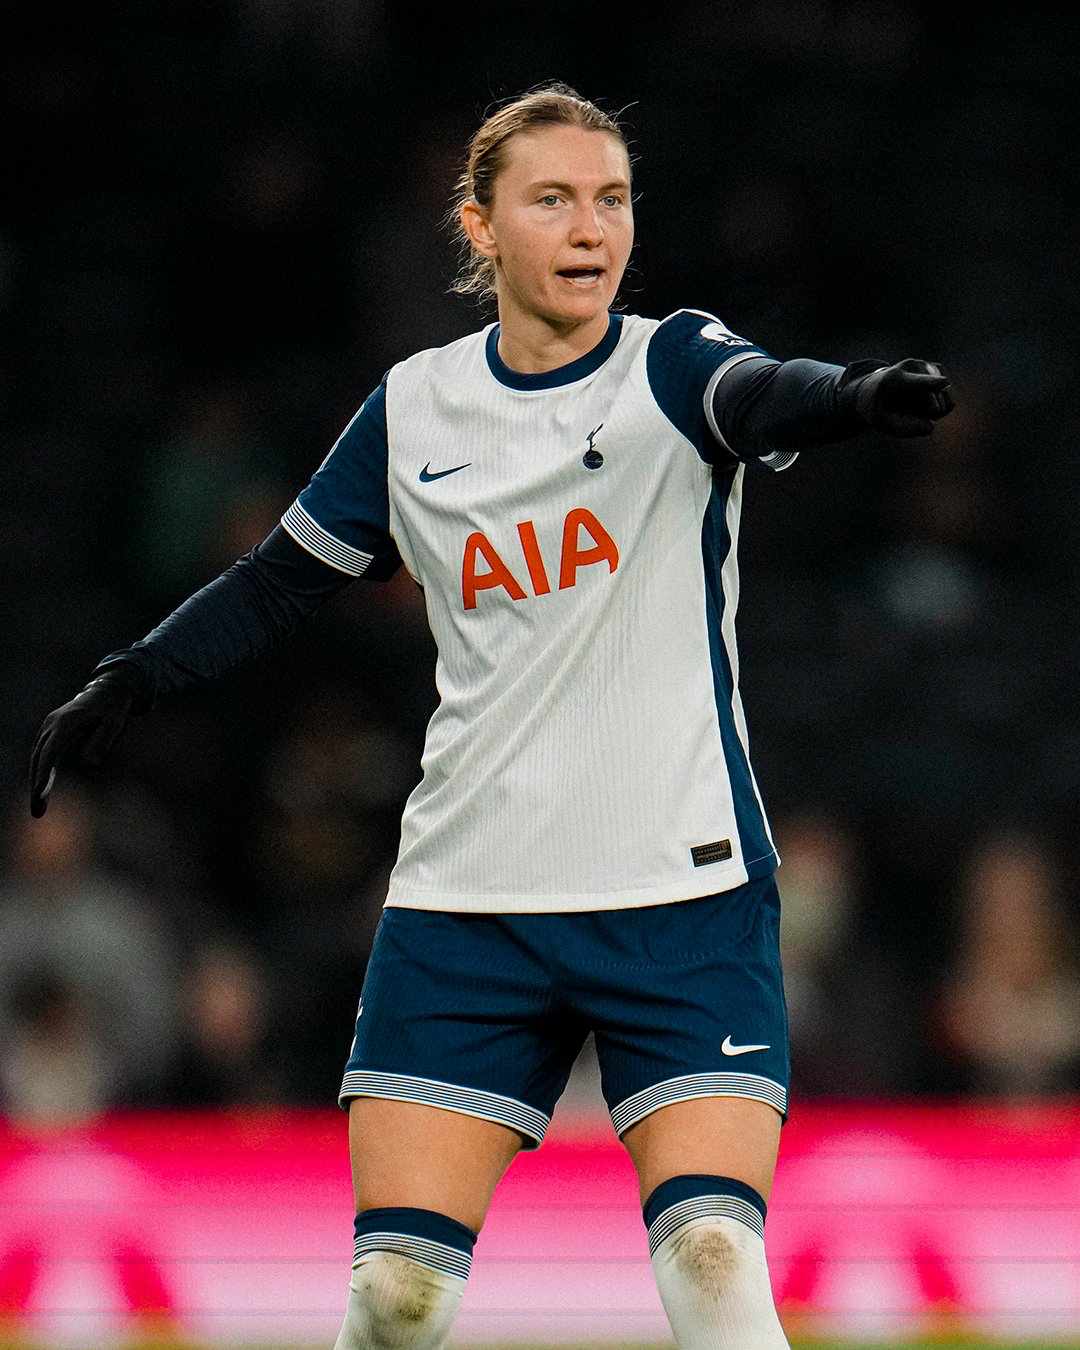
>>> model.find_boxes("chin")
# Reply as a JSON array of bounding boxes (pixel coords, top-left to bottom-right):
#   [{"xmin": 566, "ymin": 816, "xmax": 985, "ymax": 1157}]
[{"xmin": 548, "ymin": 294, "xmax": 612, "ymax": 326}]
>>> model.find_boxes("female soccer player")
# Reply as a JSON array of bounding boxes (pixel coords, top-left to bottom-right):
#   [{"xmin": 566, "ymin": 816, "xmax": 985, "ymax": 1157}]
[{"xmin": 31, "ymin": 84, "xmax": 953, "ymax": 1349}]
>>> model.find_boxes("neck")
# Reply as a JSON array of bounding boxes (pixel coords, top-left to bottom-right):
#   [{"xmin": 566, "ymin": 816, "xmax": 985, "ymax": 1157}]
[{"xmin": 494, "ymin": 305, "xmax": 612, "ymax": 375}]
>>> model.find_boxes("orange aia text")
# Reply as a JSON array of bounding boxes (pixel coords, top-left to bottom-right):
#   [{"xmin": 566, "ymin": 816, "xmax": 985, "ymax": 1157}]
[{"xmin": 462, "ymin": 507, "xmax": 619, "ymax": 610}]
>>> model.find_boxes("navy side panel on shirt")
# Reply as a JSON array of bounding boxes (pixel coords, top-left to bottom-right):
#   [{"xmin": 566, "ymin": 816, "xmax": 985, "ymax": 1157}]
[
  {"xmin": 282, "ymin": 376, "xmax": 401, "ymax": 580},
  {"xmin": 645, "ymin": 310, "xmax": 778, "ymax": 877},
  {"xmin": 645, "ymin": 310, "xmax": 771, "ymax": 464},
  {"xmin": 700, "ymin": 468, "xmax": 776, "ymax": 874}
]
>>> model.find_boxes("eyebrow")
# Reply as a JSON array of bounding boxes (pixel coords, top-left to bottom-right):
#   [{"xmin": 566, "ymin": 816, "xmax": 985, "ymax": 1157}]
[{"xmin": 525, "ymin": 179, "xmax": 631, "ymax": 195}]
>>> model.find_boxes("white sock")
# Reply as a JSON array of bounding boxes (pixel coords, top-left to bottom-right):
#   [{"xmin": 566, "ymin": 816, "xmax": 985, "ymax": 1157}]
[
  {"xmin": 333, "ymin": 1251, "xmax": 466, "ymax": 1350},
  {"xmin": 651, "ymin": 1212, "xmax": 790, "ymax": 1349}
]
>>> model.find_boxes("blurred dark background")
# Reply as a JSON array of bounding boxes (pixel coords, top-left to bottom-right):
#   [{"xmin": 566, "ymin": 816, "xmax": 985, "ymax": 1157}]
[{"xmin": 2, "ymin": 0, "xmax": 1079, "ymax": 1120}]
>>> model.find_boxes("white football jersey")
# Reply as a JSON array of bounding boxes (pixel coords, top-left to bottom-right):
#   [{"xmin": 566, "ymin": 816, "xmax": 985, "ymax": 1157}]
[{"xmin": 282, "ymin": 310, "xmax": 789, "ymax": 912}]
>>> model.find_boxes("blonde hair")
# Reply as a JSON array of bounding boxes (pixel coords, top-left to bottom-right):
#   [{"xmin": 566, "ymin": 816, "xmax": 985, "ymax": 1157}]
[{"xmin": 448, "ymin": 82, "xmax": 630, "ymax": 303}]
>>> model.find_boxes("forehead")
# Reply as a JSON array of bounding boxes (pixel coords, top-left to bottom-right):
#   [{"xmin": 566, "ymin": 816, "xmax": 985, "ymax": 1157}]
[{"xmin": 495, "ymin": 124, "xmax": 631, "ymax": 191}]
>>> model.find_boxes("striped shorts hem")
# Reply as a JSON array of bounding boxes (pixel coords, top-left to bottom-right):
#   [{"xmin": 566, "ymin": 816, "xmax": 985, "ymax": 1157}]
[
  {"xmin": 610, "ymin": 1071, "xmax": 788, "ymax": 1136},
  {"xmin": 339, "ymin": 1069, "xmax": 550, "ymax": 1147}
]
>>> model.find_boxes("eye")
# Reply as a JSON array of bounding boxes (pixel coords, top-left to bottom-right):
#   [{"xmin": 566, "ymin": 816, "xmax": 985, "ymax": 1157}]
[
  {"xmin": 539, "ymin": 194, "xmax": 562, "ymax": 207},
  {"xmin": 601, "ymin": 194, "xmax": 624, "ymax": 208}
]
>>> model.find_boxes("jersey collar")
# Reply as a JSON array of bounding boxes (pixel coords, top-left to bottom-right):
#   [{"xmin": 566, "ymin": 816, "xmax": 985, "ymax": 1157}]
[{"xmin": 485, "ymin": 313, "xmax": 624, "ymax": 391}]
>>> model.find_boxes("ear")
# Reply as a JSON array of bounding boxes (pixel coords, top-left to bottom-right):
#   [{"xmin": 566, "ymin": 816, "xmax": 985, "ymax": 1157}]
[{"xmin": 460, "ymin": 200, "xmax": 498, "ymax": 260}]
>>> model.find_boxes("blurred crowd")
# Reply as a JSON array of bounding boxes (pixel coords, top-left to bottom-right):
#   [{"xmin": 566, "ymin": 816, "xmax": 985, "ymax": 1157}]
[{"xmin": 2, "ymin": 1, "xmax": 1079, "ymax": 1121}]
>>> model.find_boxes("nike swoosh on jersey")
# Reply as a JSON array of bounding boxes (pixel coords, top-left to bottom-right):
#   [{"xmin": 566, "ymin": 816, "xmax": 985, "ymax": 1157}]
[
  {"xmin": 419, "ymin": 461, "xmax": 471, "ymax": 482},
  {"xmin": 721, "ymin": 1035, "xmax": 771, "ymax": 1056}
]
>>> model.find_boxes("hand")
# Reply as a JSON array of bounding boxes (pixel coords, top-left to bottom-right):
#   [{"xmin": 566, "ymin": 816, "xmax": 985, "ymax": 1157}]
[
  {"xmin": 29, "ymin": 666, "xmax": 142, "ymax": 817},
  {"xmin": 852, "ymin": 358, "xmax": 955, "ymax": 437}
]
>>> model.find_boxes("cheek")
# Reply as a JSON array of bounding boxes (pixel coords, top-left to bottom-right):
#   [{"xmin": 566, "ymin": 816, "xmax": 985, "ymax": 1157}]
[
  {"xmin": 497, "ymin": 242, "xmax": 532, "ymax": 284},
  {"xmin": 501, "ymin": 237, "xmax": 551, "ymax": 289}
]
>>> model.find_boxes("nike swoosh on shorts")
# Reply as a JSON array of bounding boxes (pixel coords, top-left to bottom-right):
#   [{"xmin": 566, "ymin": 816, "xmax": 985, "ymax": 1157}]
[{"xmin": 721, "ymin": 1035, "xmax": 771, "ymax": 1056}]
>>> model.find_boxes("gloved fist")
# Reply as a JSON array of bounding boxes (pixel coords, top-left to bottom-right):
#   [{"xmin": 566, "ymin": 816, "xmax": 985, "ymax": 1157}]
[
  {"xmin": 29, "ymin": 665, "xmax": 142, "ymax": 817},
  {"xmin": 851, "ymin": 358, "xmax": 955, "ymax": 437}
]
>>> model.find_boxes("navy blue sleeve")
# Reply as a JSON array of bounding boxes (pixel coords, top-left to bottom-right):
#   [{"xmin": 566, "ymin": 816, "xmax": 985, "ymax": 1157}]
[
  {"xmin": 281, "ymin": 375, "xmax": 401, "ymax": 580},
  {"xmin": 645, "ymin": 310, "xmax": 773, "ymax": 460},
  {"xmin": 92, "ymin": 524, "xmax": 354, "ymax": 708}
]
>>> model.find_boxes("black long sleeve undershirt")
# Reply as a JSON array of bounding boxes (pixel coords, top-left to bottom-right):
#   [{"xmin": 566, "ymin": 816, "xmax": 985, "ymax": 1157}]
[
  {"xmin": 708, "ymin": 356, "xmax": 884, "ymax": 461},
  {"xmin": 95, "ymin": 354, "xmax": 882, "ymax": 707},
  {"xmin": 94, "ymin": 525, "xmax": 352, "ymax": 709}
]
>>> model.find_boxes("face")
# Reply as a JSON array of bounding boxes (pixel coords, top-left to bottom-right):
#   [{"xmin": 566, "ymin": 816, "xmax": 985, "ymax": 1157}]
[{"xmin": 462, "ymin": 123, "xmax": 634, "ymax": 333}]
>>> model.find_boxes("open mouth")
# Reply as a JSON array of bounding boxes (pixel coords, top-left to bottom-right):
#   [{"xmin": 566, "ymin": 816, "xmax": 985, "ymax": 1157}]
[{"xmin": 557, "ymin": 266, "xmax": 604, "ymax": 285}]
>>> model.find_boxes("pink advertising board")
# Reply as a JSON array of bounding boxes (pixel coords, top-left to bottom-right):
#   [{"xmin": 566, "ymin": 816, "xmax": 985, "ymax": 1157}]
[{"xmin": 1, "ymin": 1102, "xmax": 1077, "ymax": 1344}]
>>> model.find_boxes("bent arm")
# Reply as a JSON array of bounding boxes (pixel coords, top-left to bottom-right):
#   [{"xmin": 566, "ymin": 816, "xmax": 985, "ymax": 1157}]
[{"xmin": 94, "ymin": 525, "xmax": 353, "ymax": 709}]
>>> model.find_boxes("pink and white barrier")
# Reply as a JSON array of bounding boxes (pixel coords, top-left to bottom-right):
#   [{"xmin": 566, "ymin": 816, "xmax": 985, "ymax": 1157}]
[{"xmin": 1, "ymin": 1101, "xmax": 1077, "ymax": 1344}]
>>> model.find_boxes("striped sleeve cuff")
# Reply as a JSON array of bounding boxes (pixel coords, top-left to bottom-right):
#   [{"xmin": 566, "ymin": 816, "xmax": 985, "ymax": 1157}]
[
  {"xmin": 758, "ymin": 448, "xmax": 800, "ymax": 472},
  {"xmin": 704, "ymin": 352, "xmax": 774, "ymax": 458},
  {"xmin": 281, "ymin": 500, "xmax": 374, "ymax": 576},
  {"xmin": 704, "ymin": 354, "xmax": 800, "ymax": 471}
]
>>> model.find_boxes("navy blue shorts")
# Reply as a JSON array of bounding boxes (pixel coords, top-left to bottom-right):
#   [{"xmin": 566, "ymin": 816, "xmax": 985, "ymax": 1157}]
[{"xmin": 339, "ymin": 874, "xmax": 790, "ymax": 1148}]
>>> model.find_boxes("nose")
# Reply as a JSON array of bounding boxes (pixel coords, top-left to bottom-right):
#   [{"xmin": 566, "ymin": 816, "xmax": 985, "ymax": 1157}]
[{"xmin": 568, "ymin": 203, "xmax": 603, "ymax": 247}]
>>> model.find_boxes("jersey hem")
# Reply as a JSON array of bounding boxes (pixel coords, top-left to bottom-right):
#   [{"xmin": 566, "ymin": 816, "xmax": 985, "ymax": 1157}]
[{"xmin": 383, "ymin": 850, "xmax": 778, "ymax": 913}]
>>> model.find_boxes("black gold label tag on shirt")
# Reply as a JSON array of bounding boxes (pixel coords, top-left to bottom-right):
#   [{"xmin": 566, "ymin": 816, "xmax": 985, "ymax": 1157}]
[{"xmin": 691, "ymin": 838, "xmax": 733, "ymax": 867}]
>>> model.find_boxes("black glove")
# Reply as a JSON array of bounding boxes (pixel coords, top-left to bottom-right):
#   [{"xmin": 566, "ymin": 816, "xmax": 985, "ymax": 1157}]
[
  {"xmin": 29, "ymin": 664, "xmax": 145, "ymax": 818},
  {"xmin": 847, "ymin": 358, "xmax": 955, "ymax": 437}
]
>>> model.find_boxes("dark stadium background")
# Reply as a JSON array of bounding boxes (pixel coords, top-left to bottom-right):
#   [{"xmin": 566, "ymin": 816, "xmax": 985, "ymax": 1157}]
[{"xmin": 3, "ymin": 0, "xmax": 1079, "ymax": 1120}]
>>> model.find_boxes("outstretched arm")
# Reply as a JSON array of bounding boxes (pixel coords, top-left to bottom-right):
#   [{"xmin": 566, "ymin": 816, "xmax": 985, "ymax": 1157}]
[
  {"xmin": 709, "ymin": 354, "xmax": 955, "ymax": 465},
  {"xmin": 29, "ymin": 525, "xmax": 352, "ymax": 817},
  {"xmin": 644, "ymin": 312, "xmax": 955, "ymax": 469}
]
